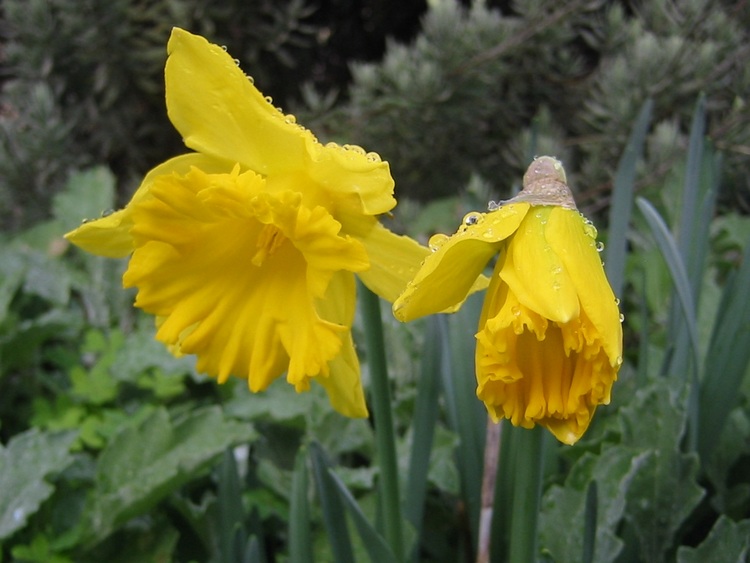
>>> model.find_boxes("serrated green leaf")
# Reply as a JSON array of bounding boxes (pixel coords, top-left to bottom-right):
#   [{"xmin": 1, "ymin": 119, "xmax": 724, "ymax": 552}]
[
  {"xmin": 10, "ymin": 534, "xmax": 73, "ymax": 563},
  {"xmin": 0, "ymin": 429, "xmax": 77, "ymax": 539},
  {"xmin": 619, "ymin": 380, "xmax": 705, "ymax": 562},
  {"xmin": 81, "ymin": 406, "xmax": 257, "ymax": 546},
  {"xmin": 676, "ymin": 516, "xmax": 750, "ymax": 563}
]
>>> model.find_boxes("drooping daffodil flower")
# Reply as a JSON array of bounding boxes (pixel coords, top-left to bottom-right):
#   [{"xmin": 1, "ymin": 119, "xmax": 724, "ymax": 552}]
[{"xmin": 394, "ymin": 157, "xmax": 623, "ymax": 444}]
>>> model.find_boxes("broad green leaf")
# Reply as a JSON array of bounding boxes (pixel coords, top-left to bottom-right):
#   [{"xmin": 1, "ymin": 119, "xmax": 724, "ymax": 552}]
[
  {"xmin": 0, "ymin": 429, "xmax": 77, "ymax": 539},
  {"xmin": 620, "ymin": 380, "xmax": 705, "ymax": 562},
  {"xmin": 81, "ymin": 406, "xmax": 257, "ymax": 546},
  {"xmin": 540, "ymin": 445, "xmax": 637, "ymax": 563},
  {"xmin": 676, "ymin": 516, "xmax": 750, "ymax": 563}
]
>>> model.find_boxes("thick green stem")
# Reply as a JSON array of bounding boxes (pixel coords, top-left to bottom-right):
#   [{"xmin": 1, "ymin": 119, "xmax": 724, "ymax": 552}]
[
  {"xmin": 508, "ymin": 426, "xmax": 545, "ymax": 563},
  {"xmin": 359, "ymin": 283, "xmax": 404, "ymax": 561}
]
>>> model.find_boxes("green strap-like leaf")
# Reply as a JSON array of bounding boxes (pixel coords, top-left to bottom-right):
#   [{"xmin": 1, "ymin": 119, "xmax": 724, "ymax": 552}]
[
  {"xmin": 606, "ymin": 98, "xmax": 653, "ymax": 298},
  {"xmin": 310, "ymin": 443, "xmax": 355, "ymax": 563},
  {"xmin": 289, "ymin": 446, "xmax": 313, "ymax": 563}
]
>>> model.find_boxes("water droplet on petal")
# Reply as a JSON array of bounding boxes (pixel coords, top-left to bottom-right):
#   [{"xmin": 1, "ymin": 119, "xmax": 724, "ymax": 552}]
[
  {"xmin": 616, "ymin": 356, "xmax": 624, "ymax": 367},
  {"xmin": 366, "ymin": 152, "xmax": 381, "ymax": 162},
  {"xmin": 428, "ymin": 233, "xmax": 449, "ymax": 252},
  {"xmin": 511, "ymin": 306, "xmax": 521, "ymax": 317},
  {"xmin": 264, "ymin": 95, "xmax": 273, "ymax": 104},
  {"xmin": 583, "ymin": 223, "xmax": 598, "ymax": 239},
  {"xmin": 619, "ymin": 313, "xmax": 625, "ymax": 323},
  {"xmin": 488, "ymin": 200, "xmax": 499, "ymax": 211},
  {"xmin": 285, "ymin": 114, "xmax": 297, "ymax": 124},
  {"xmin": 344, "ymin": 144, "xmax": 366, "ymax": 155},
  {"xmin": 247, "ymin": 75, "xmax": 255, "ymax": 84},
  {"xmin": 614, "ymin": 298, "xmax": 621, "ymax": 306},
  {"xmin": 233, "ymin": 58, "xmax": 240, "ymax": 66},
  {"xmin": 462, "ymin": 211, "xmax": 483, "ymax": 226},
  {"xmin": 596, "ymin": 241, "xmax": 605, "ymax": 252}
]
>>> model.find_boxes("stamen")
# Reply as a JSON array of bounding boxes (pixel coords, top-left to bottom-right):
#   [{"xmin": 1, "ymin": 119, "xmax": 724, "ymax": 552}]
[{"xmin": 252, "ymin": 224, "xmax": 286, "ymax": 266}]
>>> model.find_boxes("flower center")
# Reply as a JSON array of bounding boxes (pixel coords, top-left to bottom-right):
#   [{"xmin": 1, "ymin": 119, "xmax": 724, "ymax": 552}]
[{"xmin": 252, "ymin": 224, "xmax": 286, "ymax": 266}]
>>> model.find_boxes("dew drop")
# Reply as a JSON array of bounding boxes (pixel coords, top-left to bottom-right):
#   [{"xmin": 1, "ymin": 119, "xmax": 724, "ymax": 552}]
[
  {"xmin": 616, "ymin": 356, "xmax": 624, "ymax": 367},
  {"xmin": 619, "ymin": 313, "xmax": 625, "ymax": 323},
  {"xmin": 264, "ymin": 95, "xmax": 273, "ymax": 104},
  {"xmin": 552, "ymin": 281, "xmax": 562, "ymax": 291},
  {"xmin": 482, "ymin": 229, "xmax": 495, "ymax": 239},
  {"xmin": 488, "ymin": 200, "xmax": 499, "ymax": 211},
  {"xmin": 233, "ymin": 58, "xmax": 240, "ymax": 66},
  {"xmin": 511, "ymin": 306, "xmax": 521, "ymax": 317},
  {"xmin": 325, "ymin": 141, "xmax": 340, "ymax": 149},
  {"xmin": 596, "ymin": 241, "xmax": 605, "ymax": 252},
  {"xmin": 428, "ymin": 233, "xmax": 449, "ymax": 252},
  {"xmin": 247, "ymin": 75, "xmax": 255, "ymax": 84},
  {"xmin": 221, "ymin": 45, "xmax": 228, "ymax": 51},
  {"xmin": 285, "ymin": 114, "xmax": 297, "ymax": 124},
  {"xmin": 583, "ymin": 223, "xmax": 598, "ymax": 239},
  {"xmin": 366, "ymin": 152, "xmax": 381, "ymax": 162},
  {"xmin": 614, "ymin": 298, "xmax": 621, "ymax": 306},
  {"xmin": 462, "ymin": 211, "xmax": 483, "ymax": 226},
  {"xmin": 343, "ymin": 144, "xmax": 366, "ymax": 155}
]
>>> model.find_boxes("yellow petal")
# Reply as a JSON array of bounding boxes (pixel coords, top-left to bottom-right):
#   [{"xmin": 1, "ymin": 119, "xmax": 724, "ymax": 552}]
[
  {"xmin": 166, "ymin": 28, "xmax": 309, "ymax": 177},
  {"xmin": 546, "ymin": 207, "xmax": 623, "ymax": 365},
  {"xmin": 393, "ymin": 203, "xmax": 530, "ymax": 321},
  {"xmin": 309, "ymin": 145, "xmax": 396, "ymax": 216},
  {"xmin": 165, "ymin": 28, "xmax": 395, "ymax": 216},
  {"xmin": 314, "ymin": 271, "xmax": 368, "ymax": 417},
  {"xmin": 64, "ymin": 153, "xmax": 234, "ymax": 257},
  {"xmin": 498, "ymin": 207, "xmax": 579, "ymax": 324},
  {"xmin": 339, "ymin": 214, "xmax": 429, "ymax": 303}
]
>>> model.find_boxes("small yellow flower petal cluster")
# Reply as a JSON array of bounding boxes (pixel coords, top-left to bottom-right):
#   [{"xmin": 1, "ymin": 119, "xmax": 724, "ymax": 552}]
[
  {"xmin": 394, "ymin": 157, "xmax": 623, "ymax": 444},
  {"xmin": 66, "ymin": 28, "xmax": 429, "ymax": 417}
]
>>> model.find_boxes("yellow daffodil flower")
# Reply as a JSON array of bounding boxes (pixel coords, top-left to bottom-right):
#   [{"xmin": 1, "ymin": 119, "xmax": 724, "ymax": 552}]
[
  {"xmin": 65, "ymin": 28, "xmax": 430, "ymax": 418},
  {"xmin": 393, "ymin": 157, "xmax": 623, "ymax": 444}
]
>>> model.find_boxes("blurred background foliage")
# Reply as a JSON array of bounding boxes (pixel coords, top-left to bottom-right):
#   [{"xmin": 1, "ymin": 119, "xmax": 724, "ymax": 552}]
[{"xmin": 1, "ymin": 0, "xmax": 749, "ymax": 561}]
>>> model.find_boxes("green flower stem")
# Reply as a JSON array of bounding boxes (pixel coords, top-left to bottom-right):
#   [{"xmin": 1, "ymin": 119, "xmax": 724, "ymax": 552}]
[
  {"xmin": 359, "ymin": 283, "xmax": 404, "ymax": 561},
  {"xmin": 508, "ymin": 426, "xmax": 545, "ymax": 563}
]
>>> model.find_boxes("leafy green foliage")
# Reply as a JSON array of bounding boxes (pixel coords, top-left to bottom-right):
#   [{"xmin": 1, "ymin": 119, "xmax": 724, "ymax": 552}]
[
  {"xmin": 0, "ymin": 430, "xmax": 77, "ymax": 540},
  {"xmin": 80, "ymin": 406, "xmax": 258, "ymax": 546}
]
